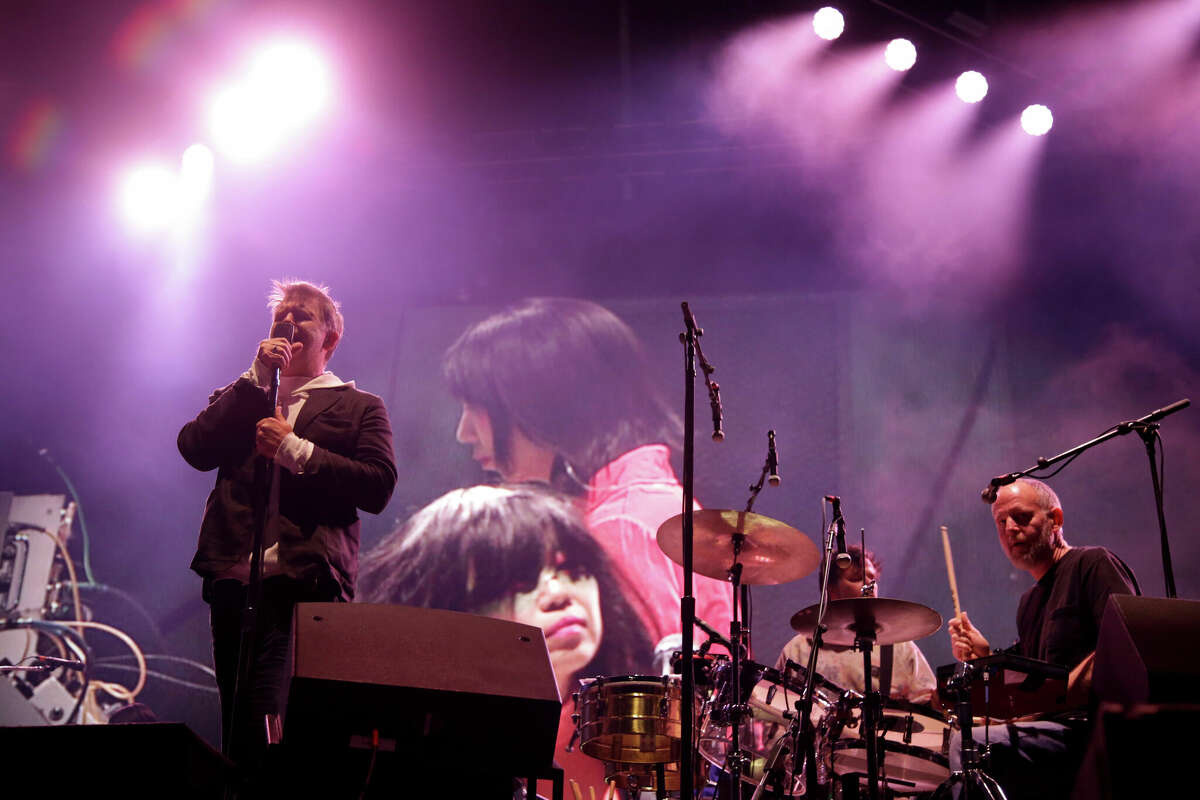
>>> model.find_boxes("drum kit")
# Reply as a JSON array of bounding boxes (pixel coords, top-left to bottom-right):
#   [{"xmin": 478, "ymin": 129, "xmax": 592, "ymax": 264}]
[{"xmin": 572, "ymin": 505, "xmax": 953, "ymax": 799}]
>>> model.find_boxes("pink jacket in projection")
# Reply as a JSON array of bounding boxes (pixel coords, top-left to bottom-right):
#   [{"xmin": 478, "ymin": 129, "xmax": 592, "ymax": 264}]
[{"xmin": 584, "ymin": 444, "xmax": 735, "ymax": 652}]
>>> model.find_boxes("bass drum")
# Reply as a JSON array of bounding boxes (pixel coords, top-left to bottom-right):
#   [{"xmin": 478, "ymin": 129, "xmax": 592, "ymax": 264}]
[
  {"xmin": 829, "ymin": 700, "xmax": 950, "ymax": 795},
  {"xmin": 698, "ymin": 660, "xmax": 848, "ymax": 791}
]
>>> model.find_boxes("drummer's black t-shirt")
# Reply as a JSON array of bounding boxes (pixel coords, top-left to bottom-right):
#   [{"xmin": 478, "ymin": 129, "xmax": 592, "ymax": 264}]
[{"xmin": 1015, "ymin": 546, "xmax": 1138, "ymax": 669}]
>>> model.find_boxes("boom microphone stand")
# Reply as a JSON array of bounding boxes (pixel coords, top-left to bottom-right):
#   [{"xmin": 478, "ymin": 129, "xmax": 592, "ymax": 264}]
[
  {"xmin": 679, "ymin": 302, "xmax": 723, "ymax": 800},
  {"xmin": 979, "ymin": 398, "xmax": 1189, "ymax": 598}
]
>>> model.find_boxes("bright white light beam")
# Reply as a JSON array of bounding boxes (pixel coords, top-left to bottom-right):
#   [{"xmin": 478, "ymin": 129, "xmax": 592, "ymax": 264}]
[
  {"xmin": 1021, "ymin": 104, "xmax": 1053, "ymax": 136},
  {"xmin": 884, "ymin": 39, "xmax": 917, "ymax": 72},
  {"xmin": 207, "ymin": 36, "xmax": 334, "ymax": 164},
  {"xmin": 118, "ymin": 162, "xmax": 179, "ymax": 234},
  {"xmin": 955, "ymin": 70, "xmax": 988, "ymax": 104},
  {"xmin": 813, "ymin": 7, "xmax": 845, "ymax": 41}
]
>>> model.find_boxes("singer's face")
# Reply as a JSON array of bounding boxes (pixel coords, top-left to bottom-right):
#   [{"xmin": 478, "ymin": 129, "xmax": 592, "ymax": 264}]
[
  {"xmin": 475, "ymin": 555, "xmax": 603, "ymax": 685},
  {"xmin": 831, "ymin": 558, "xmax": 878, "ymax": 601},
  {"xmin": 271, "ymin": 293, "xmax": 331, "ymax": 377},
  {"xmin": 455, "ymin": 403, "xmax": 555, "ymax": 483},
  {"xmin": 992, "ymin": 482, "xmax": 1062, "ymax": 574}
]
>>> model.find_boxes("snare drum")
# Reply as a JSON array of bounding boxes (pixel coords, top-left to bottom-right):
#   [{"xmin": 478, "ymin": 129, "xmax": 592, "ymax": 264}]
[
  {"xmin": 698, "ymin": 660, "xmax": 846, "ymax": 788},
  {"xmin": 830, "ymin": 700, "xmax": 950, "ymax": 795},
  {"xmin": 574, "ymin": 675, "xmax": 684, "ymax": 764}
]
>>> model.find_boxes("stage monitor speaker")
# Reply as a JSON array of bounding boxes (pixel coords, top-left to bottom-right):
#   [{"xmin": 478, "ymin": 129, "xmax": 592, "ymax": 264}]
[
  {"xmin": 284, "ymin": 603, "xmax": 561, "ymax": 776},
  {"xmin": 1072, "ymin": 703, "xmax": 1200, "ymax": 799},
  {"xmin": 0, "ymin": 722, "xmax": 229, "ymax": 798},
  {"xmin": 1092, "ymin": 595, "xmax": 1200, "ymax": 706}
]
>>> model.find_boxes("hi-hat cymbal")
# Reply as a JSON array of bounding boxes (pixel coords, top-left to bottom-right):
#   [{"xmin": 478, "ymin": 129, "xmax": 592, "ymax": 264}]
[
  {"xmin": 656, "ymin": 509, "xmax": 820, "ymax": 585},
  {"xmin": 789, "ymin": 597, "xmax": 942, "ymax": 646}
]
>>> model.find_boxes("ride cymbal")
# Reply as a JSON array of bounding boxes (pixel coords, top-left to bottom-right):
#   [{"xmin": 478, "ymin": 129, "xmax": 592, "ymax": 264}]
[
  {"xmin": 789, "ymin": 597, "xmax": 942, "ymax": 646},
  {"xmin": 656, "ymin": 509, "xmax": 820, "ymax": 585}
]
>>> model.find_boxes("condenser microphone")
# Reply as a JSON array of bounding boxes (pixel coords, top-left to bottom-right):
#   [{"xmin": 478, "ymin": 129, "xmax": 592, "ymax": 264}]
[
  {"xmin": 767, "ymin": 430, "xmax": 780, "ymax": 487},
  {"xmin": 826, "ymin": 495, "xmax": 851, "ymax": 570}
]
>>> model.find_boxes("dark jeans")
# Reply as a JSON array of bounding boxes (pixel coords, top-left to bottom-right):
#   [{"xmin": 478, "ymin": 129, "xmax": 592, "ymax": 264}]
[
  {"xmin": 208, "ymin": 576, "xmax": 337, "ymax": 768},
  {"xmin": 949, "ymin": 717, "xmax": 1088, "ymax": 799}
]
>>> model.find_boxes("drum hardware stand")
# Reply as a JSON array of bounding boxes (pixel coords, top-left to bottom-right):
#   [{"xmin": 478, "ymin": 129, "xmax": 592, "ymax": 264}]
[
  {"xmin": 751, "ymin": 499, "xmax": 847, "ymax": 799},
  {"xmin": 678, "ymin": 301, "xmax": 724, "ymax": 800},
  {"xmin": 854, "ymin": 630, "xmax": 884, "ymax": 800},
  {"xmin": 930, "ymin": 663, "xmax": 1007, "ymax": 800},
  {"xmin": 978, "ymin": 397, "xmax": 1187, "ymax": 598}
]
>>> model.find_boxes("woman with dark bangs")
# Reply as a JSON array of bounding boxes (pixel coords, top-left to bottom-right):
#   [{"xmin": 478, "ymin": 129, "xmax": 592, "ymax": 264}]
[
  {"xmin": 441, "ymin": 297, "xmax": 733, "ymax": 647},
  {"xmin": 361, "ymin": 484, "xmax": 654, "ymax": 797}
]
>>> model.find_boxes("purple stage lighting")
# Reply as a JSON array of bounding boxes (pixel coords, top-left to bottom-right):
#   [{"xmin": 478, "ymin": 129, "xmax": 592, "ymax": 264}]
[
  {"xmin": 207, "ymin": 36, "xmax": 334, "ymax": 163},
  {"xmin": 813, "ymin": 7, "xmax": 845, "ymax": 41},
  {"xmin": 117, "ymin": 162, "xmax": 178, "ymax": 233},
  {"xmin": 955, "ymin": 70, "xmax": 988, "ymax": 104},
  {"xmin": 884, "ymin": 39, "xmax": 917, "ymax": 72},
  {"xmin": 1020, "ymin": 104, "xmax": 1054, "ymax": 136}
]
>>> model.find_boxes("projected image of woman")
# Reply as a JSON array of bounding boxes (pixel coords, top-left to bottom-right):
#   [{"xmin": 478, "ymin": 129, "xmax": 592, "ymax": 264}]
[
  {"xmin": 361, "ymin": 484, "xmax": 653, "ymax": 796},
  {"xmin": 442, "ymin": 297, "xmax": 733, "ymax": 646}
]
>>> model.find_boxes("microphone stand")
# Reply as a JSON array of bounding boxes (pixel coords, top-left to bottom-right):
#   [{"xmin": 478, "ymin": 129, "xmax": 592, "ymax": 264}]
[
  {"xmin": 678, "ymin": 302, "xmax": 722, "ymax": 800},
  {"xmin": 227, "ymin": 330, "xmax": 293, "ymax": 770},
  {"xmin": 981, "ymin": 398, "xmax": 1189, "ymax": 598}
]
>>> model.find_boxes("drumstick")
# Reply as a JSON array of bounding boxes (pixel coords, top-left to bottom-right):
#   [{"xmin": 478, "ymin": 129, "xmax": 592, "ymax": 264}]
[
  {"xmin": 940, "ymin": 525, "xmax": 962, "ymax": 618},
  {"xmin": 589, "ymin": 786, "xmax": 596, "ymax": 800},
  {"xmin": 569, "ymin": 779, "xmax": 583, "ymax": 800},
  {"xmin": 603, "ymin": 783, "xmax": 617, "ymax": 800}
]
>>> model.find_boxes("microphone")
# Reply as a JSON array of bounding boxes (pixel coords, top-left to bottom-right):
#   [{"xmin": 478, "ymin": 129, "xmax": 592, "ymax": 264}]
[
  {"xmin": 267, "ymin": 320, "xmax": 296, "ymax": 407},
  {"xmin": 826, "ymin": 495, "xmax": 851, "ymax": 570},
  {"xmin": 710, "ymin": 381, "xmax": 724, "ymax": 442},
  {"xmin": 767, "ymin": 430, "xmax": 780, "ymax": 486},
  {"xmin": 980, "ymin": 473, "xmax": 1020, "ymax": 504},
  {"xmin": 694, "ymin": 616, "xmax": 734, "ymax": 652}
]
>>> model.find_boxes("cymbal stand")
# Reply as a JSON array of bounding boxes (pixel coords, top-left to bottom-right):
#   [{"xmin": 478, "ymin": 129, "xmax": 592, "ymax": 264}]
[
  {"xmin": 930, "ymin": 664, "xmax": 1008, "ymax": 800},
  {"xmin": 853, "ymin": 628, "xmax": 883, "ymax": 800},
  {"xmin": 722, "ymin": 535, "xmax": 750, "ymax": 794},
  {"xmin": 749, "ymin": 503, "xmax": 844, "ymax": 799}
]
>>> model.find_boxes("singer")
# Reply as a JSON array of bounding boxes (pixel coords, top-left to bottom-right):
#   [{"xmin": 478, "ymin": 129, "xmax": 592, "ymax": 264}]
[
  {"xmin": 177, "ymin": 279, "xmax": 397, "ymax": 768},
  {"xmin": 443, "ymin": 297, "xmax": 733, "ymax": 645}
]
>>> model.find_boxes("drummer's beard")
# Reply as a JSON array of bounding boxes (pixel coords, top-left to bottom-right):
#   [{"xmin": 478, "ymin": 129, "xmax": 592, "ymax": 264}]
[{"xmin": 1009, "ymin": 521, "xmax": 1058, "ymax": 570}]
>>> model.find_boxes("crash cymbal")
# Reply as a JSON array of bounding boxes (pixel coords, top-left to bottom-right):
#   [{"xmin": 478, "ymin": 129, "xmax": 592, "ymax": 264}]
[
  {"xmin": 789, "ymin": 597, "xmax": 942, "ymax": 646},
  {"xmin": 656, "ymin": 509, "xmax": 820, "ymax": 585}
]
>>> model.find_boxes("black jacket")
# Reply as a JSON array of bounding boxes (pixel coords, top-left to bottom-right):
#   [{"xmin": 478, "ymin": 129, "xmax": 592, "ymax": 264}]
[{"xmin": 178, "ymin": 377, "xmax": 397, "ymax": 600}]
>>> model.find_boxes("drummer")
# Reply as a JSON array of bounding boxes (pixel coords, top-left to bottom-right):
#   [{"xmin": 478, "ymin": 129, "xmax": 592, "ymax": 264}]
[{"xmin": 774, "ymin": 546, "xmax": 937, "ymax": 704}]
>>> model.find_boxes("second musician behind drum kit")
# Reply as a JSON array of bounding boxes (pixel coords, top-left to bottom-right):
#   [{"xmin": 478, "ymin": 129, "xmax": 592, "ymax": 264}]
[{"xmin": 572, "ymin": 493, "xmax": 948, "ymax": 800}]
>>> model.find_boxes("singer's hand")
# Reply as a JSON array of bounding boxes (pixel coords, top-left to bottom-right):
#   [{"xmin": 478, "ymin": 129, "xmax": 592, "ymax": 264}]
[
  {"xmin": 256, "ymin": 337, "xmax": 293, "ymax": 371},
  {"xmin": 256, "ymin": 407, "xmax": 293, "ymax": 459},
  {"xmin": 948, "ymin": 611, "xmax": 990, "ymax": 662}
]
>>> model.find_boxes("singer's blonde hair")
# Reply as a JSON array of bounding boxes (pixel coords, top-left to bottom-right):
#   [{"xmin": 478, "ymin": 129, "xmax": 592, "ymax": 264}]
[{"xmin": 267, "ymin": 279, "xmax": 345, "ymax": 343}]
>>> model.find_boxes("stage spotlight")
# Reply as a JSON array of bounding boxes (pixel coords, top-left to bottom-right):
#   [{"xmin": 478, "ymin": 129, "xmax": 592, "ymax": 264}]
[
  {"xmin": 955, "ymin": 70, "xmax": 988, "ymax": 104},
  {"xmin": 1020, "ymin": 104, "xmax": 1053, "ymax": 136},
  {"xmin": 884, "ymin": 39, "xmax": 917, "ymax": 72},
  {"xmin": 180, "ymin": 144, "xmax": 214, "ymax": 193},
  {"xmin": 207, "ymin": 36, "xmax": 333, "ymax": 163},
  {"xmin": 813, "ymin": 7, "xmax": 845, "ymax": 41},
  {"xmin": 117, "ymin": 162, "xmax": 178, "ymax": 233}
]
